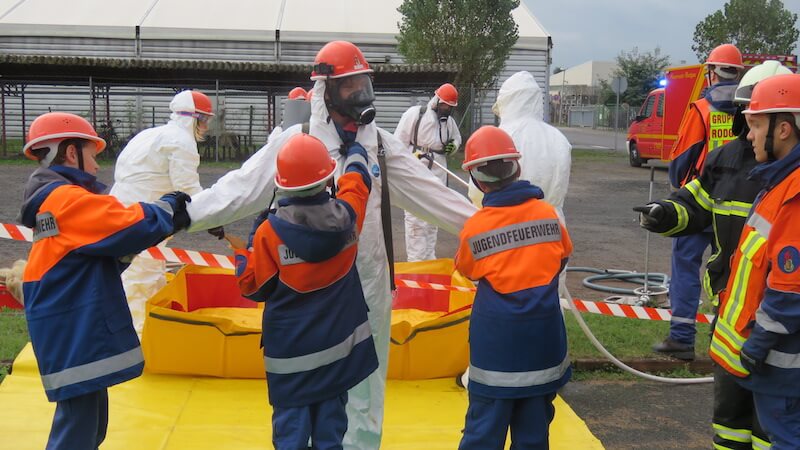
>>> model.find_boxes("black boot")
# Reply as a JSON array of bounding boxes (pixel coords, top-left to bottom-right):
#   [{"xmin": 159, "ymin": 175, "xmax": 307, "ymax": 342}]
[{"xmin": 652, "ymin": 338, "xmax": 695, "ymax": 361}]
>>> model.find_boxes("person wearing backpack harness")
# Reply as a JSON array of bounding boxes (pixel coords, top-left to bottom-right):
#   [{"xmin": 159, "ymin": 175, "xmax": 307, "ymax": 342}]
[
  {"xmin": 657, "ymin": 44, "xmax": 744, "ymax": 360},
  {"xmin": 184, "ymin": 40, "xmax": 476, "ymax": 449},
  {"xmin": 394, "ymin": 83, "xmax": 462, "ymax": 261},
  {"xmin": 635, "ymin": 61, "xmax": 793, "ymax": 450},
  {"xmin": 706, "ymin": 73, "xmax": 800, "ymax": 449}
]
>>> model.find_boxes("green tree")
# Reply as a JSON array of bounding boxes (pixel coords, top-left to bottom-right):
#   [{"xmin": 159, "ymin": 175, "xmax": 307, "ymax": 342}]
[
  {"xmin": 396, "ymin": 0, "xmax": 519, "ymax": 128},
  {"xmin": 599, "ymin": 47, "xmax": 670, "ymax": 109},
  {"xmin": 692, "ymin": 0, "xmax": 799, "ymax": 59}
]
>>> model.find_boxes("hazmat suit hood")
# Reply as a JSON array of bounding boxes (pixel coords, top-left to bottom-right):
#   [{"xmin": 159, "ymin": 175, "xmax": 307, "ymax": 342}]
[
  {"xmin": 470, "ymin": 71, "xmax": 571, "ymax": 217},
  {"xmin": 703, "ymin": 81, "xmax": 739, "ymax": 116},
  {"xmin": 169, "ymin": 90, "xmax": 203, "ymax": 136},
  {"xmin": 492, "ymin": 71, "xmax": 544, "ymax": 121}
]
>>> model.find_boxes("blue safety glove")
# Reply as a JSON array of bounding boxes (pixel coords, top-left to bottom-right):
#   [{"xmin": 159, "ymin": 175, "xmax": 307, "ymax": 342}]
[
  {"xmin": 158, "ymin": 191, "xmax": 192, "ymax": 233},
  {"xmin": 444, "ymin": 140, "xmax": 457, "ymax": 155},
  {"xmin": 344, "ymin": 142, "xmax": 372, "ymax": 190},
  {"xmin": 739, "ymin": 348, "xmax": 765, "ymax": 375}
]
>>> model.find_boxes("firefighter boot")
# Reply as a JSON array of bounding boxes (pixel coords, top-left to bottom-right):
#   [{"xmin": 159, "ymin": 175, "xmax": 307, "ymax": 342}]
[{"xmin": 652, "ymin": 338, "xmax": 695, "ymax": 361}]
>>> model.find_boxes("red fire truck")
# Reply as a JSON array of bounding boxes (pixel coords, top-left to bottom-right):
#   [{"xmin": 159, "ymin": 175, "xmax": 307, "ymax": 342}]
[{"xmin": 626, "ymin": 54, "xmax": 797, "ymax": 167}]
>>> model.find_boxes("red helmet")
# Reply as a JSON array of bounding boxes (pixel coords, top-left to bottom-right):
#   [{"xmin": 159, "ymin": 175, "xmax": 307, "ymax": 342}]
[
  {"xmin": 462, "ymin": 126, "xmax": 520, "ymax": 171},
  {"xmin": 435, "ymin": 83, "xmax": 459, "ymax": 106},
  {"xmin": 744, "ymin": 74, "xmax": 800, "ymax": 115},
  {"xmin": 23, "ymin": 112, "xmax": 106, "ymax": 161},
  {"xmin": 170, "ymin": 90, "xmax": 215, "ymax": 117},
  {"xmin": 288, "ymin": 87, "xmax": 308, "ymax": 100},
  {"xmin": 275, "ymin": 133, "xmax": 337, "ymax": 191},
  {"xmin": 705, "ymin": 44, "xmax": 744, "ymax": 69},
  {"xmin": 311, "ymin": 41, "xmax": 373, "ymax": 80}
]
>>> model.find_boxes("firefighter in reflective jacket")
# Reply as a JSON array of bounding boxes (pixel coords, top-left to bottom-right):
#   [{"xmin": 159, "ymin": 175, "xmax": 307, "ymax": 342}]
[
  {"xmin": 18, "ymin": 112, "xmax": 192, "ymax": 450},
  {"xmin": 228, "ymin": 133, "xmax": 378, "ymax": 449},
  {"xmin": 455, "ymin": 126, "xmax": 572, "ymax": 450},
  {"xmin": 709, "ymin": 73, "xmax": 800, "ymax": 449},
  {"xmin": 636, "ymin": 61, "xmax": 793, "ymax": 450},
  {"xmin": 656, "ymin": 44, "xmax": 744, "ymax": 360}
]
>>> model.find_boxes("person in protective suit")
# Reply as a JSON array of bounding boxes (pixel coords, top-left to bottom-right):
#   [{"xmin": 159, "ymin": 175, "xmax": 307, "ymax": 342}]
[
  {"xmin": 18, "ymin": 112, "xmax": 192, "ymax": 450},
  {"xmin": 635, "ymin": 61, "xmax": 792, "ymax": 450},
  {"xmin": 457, "ymin": 126, "xmax": 572, "ymax": 450},
  {"xmin": 110, "ymin": 89, "xmax": 216, "ymax": 334},
  {"xmin": 184, "ymin": 40, "xmax": 476, "ymax": 449},
  {"xmin": 468, "ymin": 71, "xmax": 571, "ymax": 221},
  {"xmin": 227, "ymin": 133, "xmax": 378, "ymax": 450},
  {"xmin": 658, "ymin": 44, "xmax": 744, "ymax": 360},
  {"xmin": 394, "ymin": 83, "xmax": 462, "ymax": 261},
  {"xmin": 706, "ymin": 73, "xmax": 800, "ymax": 449}
]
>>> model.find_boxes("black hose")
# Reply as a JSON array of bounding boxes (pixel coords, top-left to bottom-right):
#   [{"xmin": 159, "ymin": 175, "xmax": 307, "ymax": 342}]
[{"xmin": 566, "ymin": 266, "xmax": 669, "ymax": 295}]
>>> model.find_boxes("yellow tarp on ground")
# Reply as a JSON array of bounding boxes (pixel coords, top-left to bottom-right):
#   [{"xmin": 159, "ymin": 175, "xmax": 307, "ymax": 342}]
[{"xmin": 0, "ymin": 344, "xmax": 603, "ymax": 449}]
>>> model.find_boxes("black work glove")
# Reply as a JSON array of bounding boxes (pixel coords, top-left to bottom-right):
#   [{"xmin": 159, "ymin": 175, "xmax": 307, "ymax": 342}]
[
  {"xmin": 632, "ymin": 203, "xmax": 665, "ymax": 231},
  {"xmin": 159, "ymin": 191, "xmax": 192, "ymax": 233},
  {"xmin": 739, "ymin": 348, "xmax": 766, "ymax": 376},
  {"xmin": 207, "ymin": 226, "xmax": 225, "ymax": 240}
]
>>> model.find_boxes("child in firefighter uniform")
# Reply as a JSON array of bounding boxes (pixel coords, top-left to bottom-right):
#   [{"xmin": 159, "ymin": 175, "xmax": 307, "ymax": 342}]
[
  {"xmin": 709, "ymin": 74, "xmax": 800, "ymax": 449},
  {"xmin": 18, "ymin": 112, "xmax": 192, "ymax": 450},
  {"xmin": 229, "ymin": 133, "xmax": 378, "ymax": 449},
  {"xmin": 455, "ymin": 126, "xmax": 572, "ymax": 450}
]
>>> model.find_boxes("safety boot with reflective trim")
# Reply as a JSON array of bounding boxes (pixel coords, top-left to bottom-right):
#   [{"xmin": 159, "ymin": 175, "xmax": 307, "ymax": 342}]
[{"xmin": 652, "ymin": 337, "xmax": 695, "ymax": 361}]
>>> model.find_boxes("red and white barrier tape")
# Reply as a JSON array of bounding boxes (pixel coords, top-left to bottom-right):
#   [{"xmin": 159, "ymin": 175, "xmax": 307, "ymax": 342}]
[
  {"xmin": 2, "ymin": 221, "xmax": 715, "ymax": 323},
  {"xmin": 1, "ymin": 222, "xmax": 235, "ymax": 269},
  {"xmin": 392, "ymin": 277, "xmax": 715, "ymax": 324}
]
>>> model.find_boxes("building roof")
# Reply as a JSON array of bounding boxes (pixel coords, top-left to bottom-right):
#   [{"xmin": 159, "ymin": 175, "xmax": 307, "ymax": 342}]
[
  {"xmin": 549, "ymin": 60, "xmax": 618, "ymax": 89},
  {"xmin": 0, "ymin": 53, "xmax": 459, "ymax": 90},
  {"xmin": 0, "ymin": 0, "xmax": 550, "ymax": 48}
]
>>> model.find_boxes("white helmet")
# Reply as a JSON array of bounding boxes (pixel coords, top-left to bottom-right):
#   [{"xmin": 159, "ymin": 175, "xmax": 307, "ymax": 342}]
[{"xmin": 734, "ymin": 60, "xmax": 793, "ymax": 104}]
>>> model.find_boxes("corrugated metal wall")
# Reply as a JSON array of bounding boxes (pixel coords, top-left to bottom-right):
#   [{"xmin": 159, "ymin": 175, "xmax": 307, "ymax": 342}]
[{"xmin": 0, "ymin": 36, "xmax": 550, "ymax": 154}]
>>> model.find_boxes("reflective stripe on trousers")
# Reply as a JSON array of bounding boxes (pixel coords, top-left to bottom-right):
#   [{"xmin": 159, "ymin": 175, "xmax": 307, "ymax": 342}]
[
  {"xmin": 468, "ymin": 355, "xmax": 570, "ymax": 388},
  {"xmin": 265, "ymin": 321, "xmax": 372, "ymax": 374},
  {"xmin": 41, "ymin": 347, "xmax": 143, "ymax": 391}
]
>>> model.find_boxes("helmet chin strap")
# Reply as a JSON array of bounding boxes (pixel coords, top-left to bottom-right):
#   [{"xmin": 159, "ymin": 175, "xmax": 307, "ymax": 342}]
[{"xmin": 765, "ymin": 114, "xmax": 777, "ymax": 162}]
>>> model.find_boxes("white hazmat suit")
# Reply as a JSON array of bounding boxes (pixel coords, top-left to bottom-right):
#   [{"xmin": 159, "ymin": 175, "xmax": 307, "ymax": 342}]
[
  {"xmin": 186, "ymin": 80, "xmax": 476, "ymax": 449},
  {"xmin": 468, "ymin": 71, "xmax": 571, "ymax": 218},
  {"xmin": 394, "ymin": 96, "xmax": 462, "ymax": 261},
  {"xmin": 110, "ymin": 91, "xmax": 206, "ymax": 333}
]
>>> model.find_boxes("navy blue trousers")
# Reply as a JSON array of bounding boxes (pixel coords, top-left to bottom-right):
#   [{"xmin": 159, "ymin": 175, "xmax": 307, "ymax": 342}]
[
  {"xmin": 272, "ymin": 393, "xmax": 348, "ymax": 450},
  {"xmin": 753, "ymin": 392, "xmax": 800, "ymax": 450},
  {"xmin": 669, "ymin": 232, "xmax": 713, "ymax": 345},
  {"xmin": 459, "ymin": 391, "xmax": 557, "ymax": 450},
  {"xmin": 47, "ymin": 389, "xmax": 108, "ymax": 450}
]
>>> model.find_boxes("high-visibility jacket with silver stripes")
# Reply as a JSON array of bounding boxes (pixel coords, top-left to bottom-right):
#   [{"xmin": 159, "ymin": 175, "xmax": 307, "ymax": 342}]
[
  {"xmin": 647, "ymin": 136, "xmax": 761, "ymax": 303},
  {"xmin": 234, "ymin": 166, "xmax": 378, "ymax": 408},
  {"xmin": 669, "ymin": 82, "xmax": 738, "ymax": 189},
  {"xmin": 456, "ymin": 181, "xmax": 572, "ymax": 398},
  {"xmin": 20, "ymin": 165, "xmax": 176, "ymax": 402},
  {"xmin": 711, "ymin": 144, "xmax": 800, "ymax": 395}
]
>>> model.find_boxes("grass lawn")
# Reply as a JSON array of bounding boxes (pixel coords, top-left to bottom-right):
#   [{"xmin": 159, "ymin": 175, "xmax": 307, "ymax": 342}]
[{"xmin": 0, "ymin": 308, "xmax": 27, "ymax": 383}]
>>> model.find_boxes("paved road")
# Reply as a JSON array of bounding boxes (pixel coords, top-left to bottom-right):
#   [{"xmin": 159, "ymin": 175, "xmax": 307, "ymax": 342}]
[{"xmin": 558, "ymin": 126, "xmax": 626, "ymax": 151}]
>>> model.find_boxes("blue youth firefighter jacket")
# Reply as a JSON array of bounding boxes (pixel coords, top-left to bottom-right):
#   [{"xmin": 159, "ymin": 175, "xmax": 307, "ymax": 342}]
[
  {"xmin": 455, "ymin": 181, "xmax": 573, "ymax": 399},
  {"xmin": 19, "ymin": 165, "xmax": 176, "ymax": 402},
  {"xmin": 234, "ymin": 156, "xmax": 378, "ymax": 409}
]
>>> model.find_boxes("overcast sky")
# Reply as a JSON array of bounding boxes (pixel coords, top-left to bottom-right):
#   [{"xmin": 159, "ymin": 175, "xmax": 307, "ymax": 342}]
[{"xmin": 522, "ymin": 0, "xmax": 800, "ymax": 71}]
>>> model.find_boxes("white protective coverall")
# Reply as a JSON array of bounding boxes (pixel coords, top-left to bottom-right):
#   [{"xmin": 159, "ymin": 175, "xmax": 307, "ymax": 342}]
[
  {"xmin": 468, "ymin": 71, "xmax": 571, "ymax": 219},
  {"xmin": 394, "ymin": 96, "xmax": 462, "ymax": 261},
  {"xmin": 110, "ymin": 91, "xmax": 204, "ymax": 333},
  {"xmin": 186, "ymin": 80, "xmax": 476, "ymax": 449}
]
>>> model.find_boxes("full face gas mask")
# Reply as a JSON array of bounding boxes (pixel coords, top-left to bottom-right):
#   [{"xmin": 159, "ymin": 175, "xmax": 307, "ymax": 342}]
[
  {"xmin": 435, "ymin": 101, "xmax": 453, "ymax": 123},
  {"xmin": 326, "ymin": 74, "xmax": 376, "ymax": 125}
]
